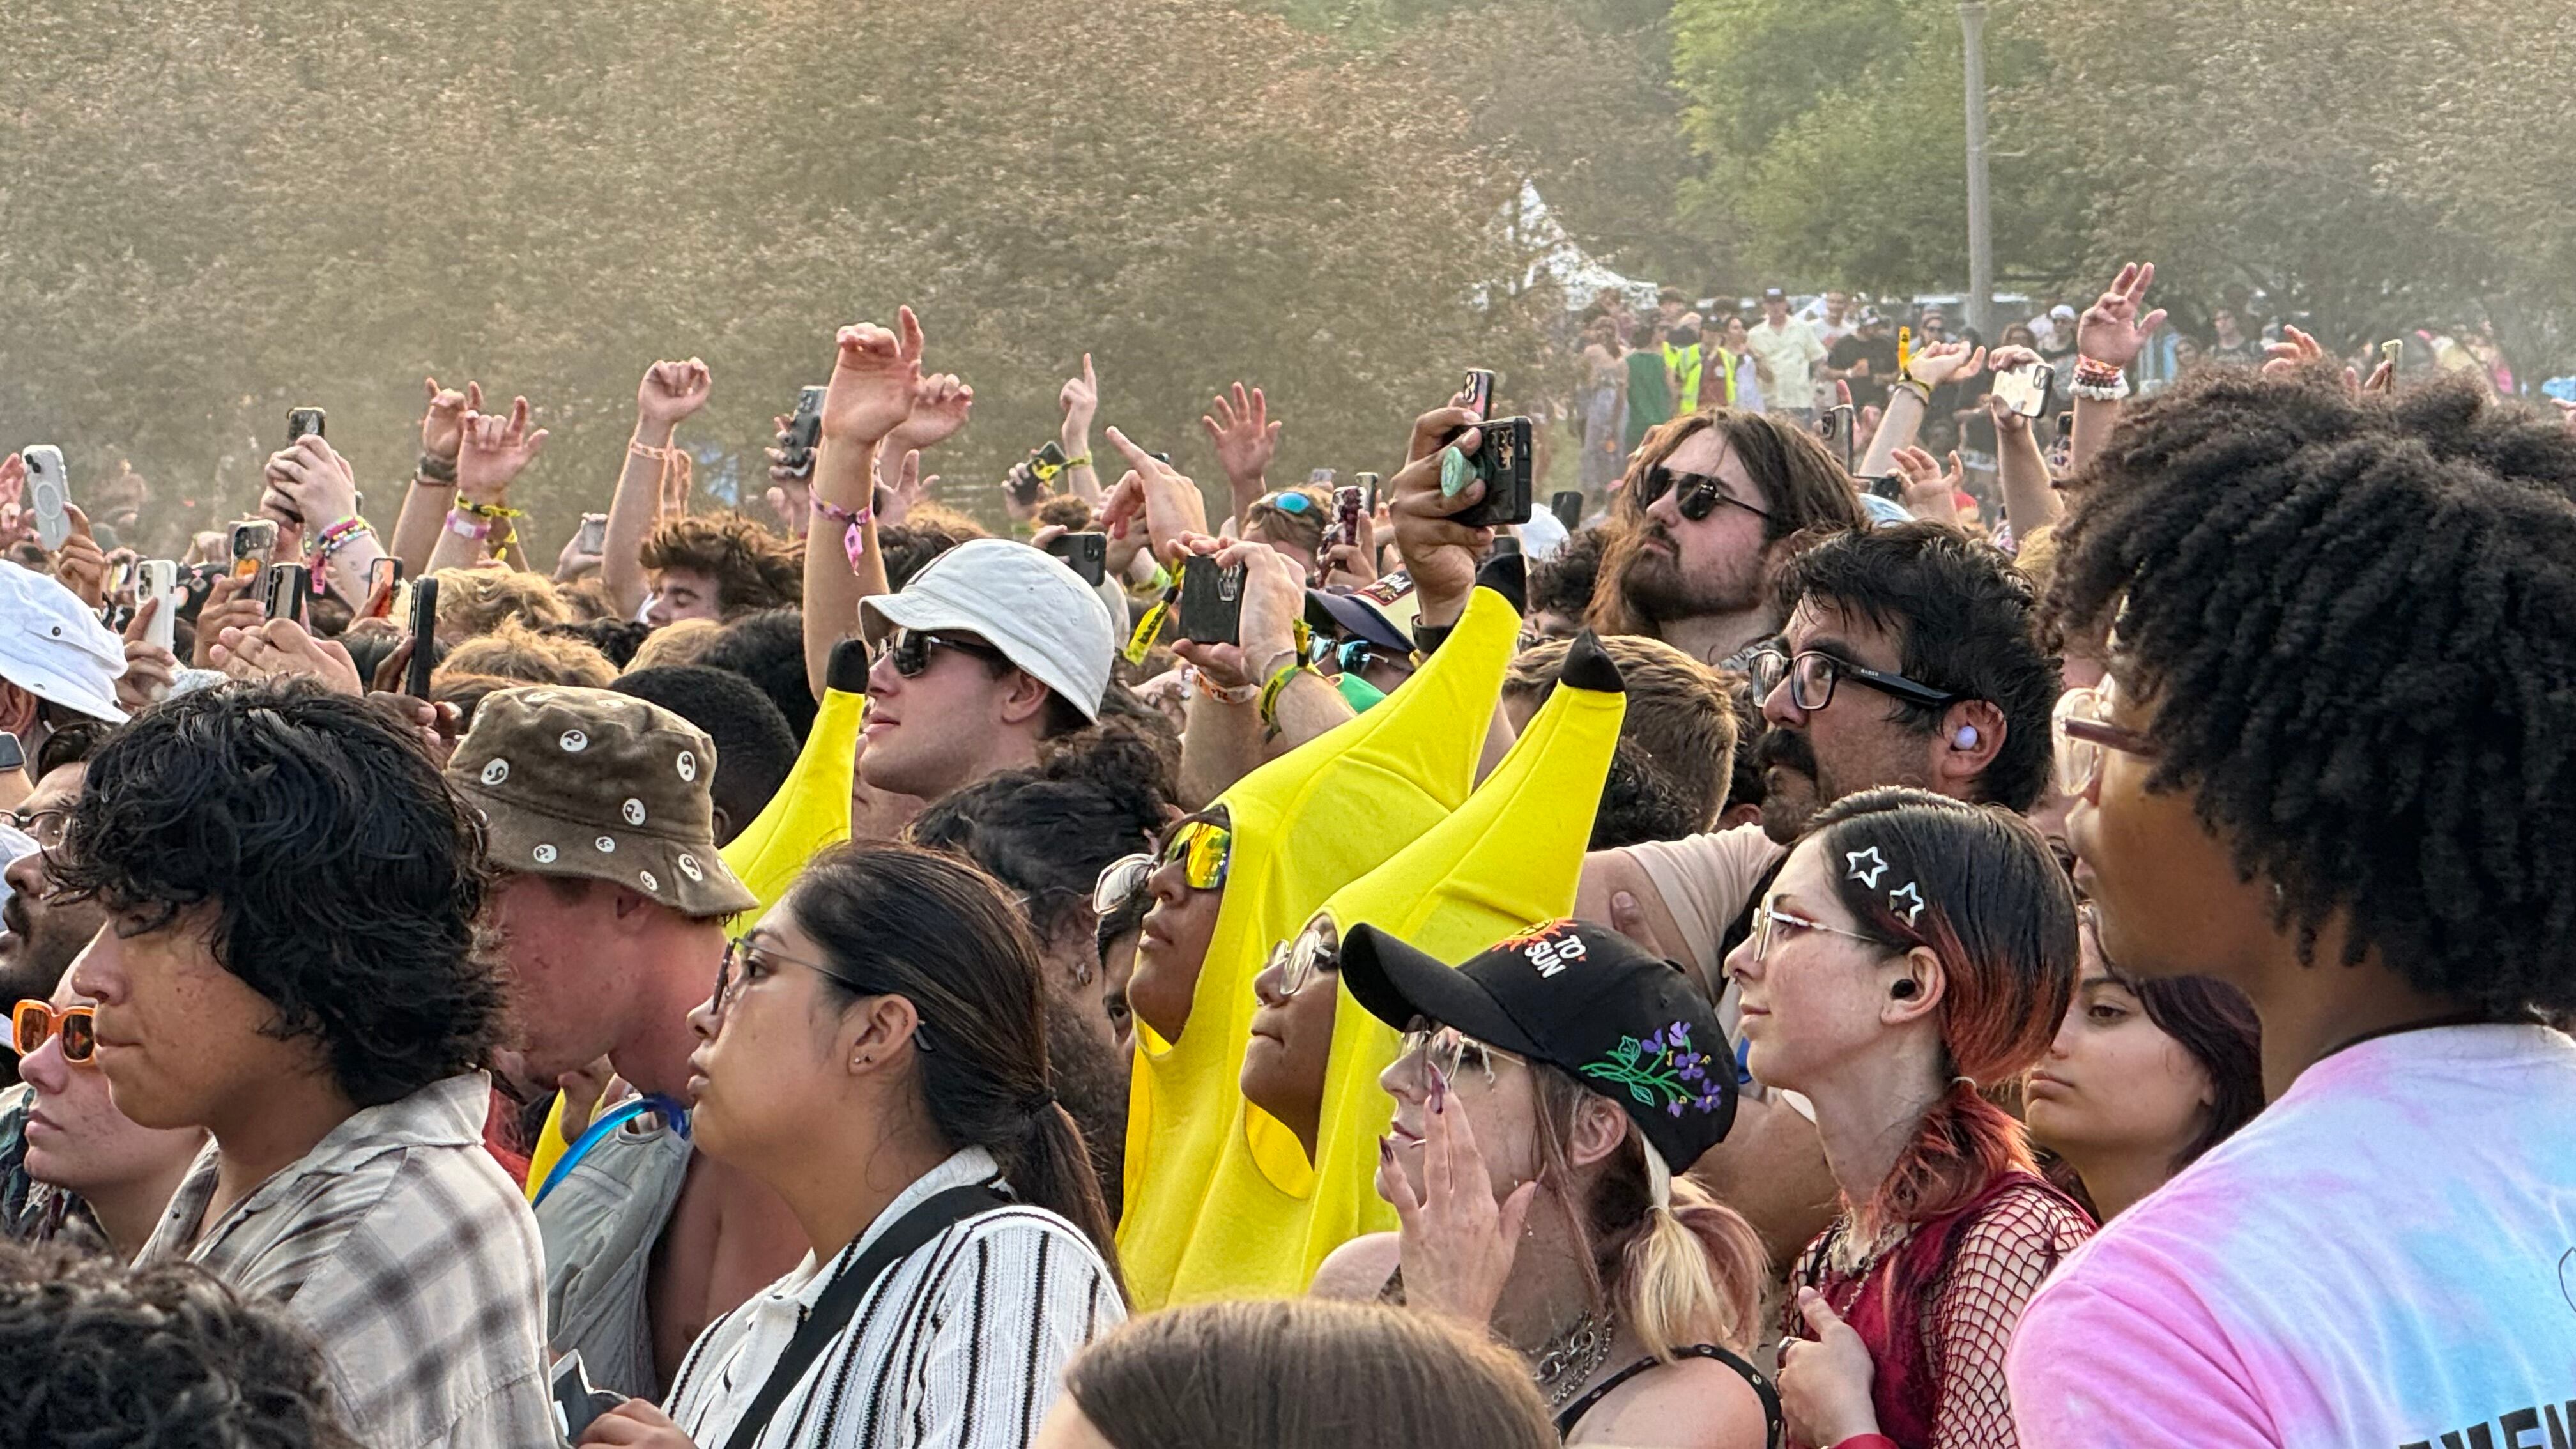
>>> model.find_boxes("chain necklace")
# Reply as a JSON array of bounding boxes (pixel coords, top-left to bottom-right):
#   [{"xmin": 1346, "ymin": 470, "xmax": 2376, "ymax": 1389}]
[{"xmin": 1529, "ymin": 1305, "xmax": 1618, "ymax": 1408}]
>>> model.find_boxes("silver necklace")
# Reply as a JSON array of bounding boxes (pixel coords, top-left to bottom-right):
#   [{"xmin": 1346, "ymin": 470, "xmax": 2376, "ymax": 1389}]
[{"xmin": 1530, "ymin": 1306, "xmax": 1617, "ymax": 1408}]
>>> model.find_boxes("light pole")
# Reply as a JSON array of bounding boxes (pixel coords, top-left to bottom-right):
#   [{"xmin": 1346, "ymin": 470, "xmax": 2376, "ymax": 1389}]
[{"xmin": 1960, "ymin": 0, "xmax": 1995, "ymax": 342}]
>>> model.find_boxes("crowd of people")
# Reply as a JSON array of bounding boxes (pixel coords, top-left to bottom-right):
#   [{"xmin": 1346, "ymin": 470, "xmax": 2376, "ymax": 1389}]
[{"xmin": 1, "ymin": 252, "xmax": 2572, "ymax": 1449}]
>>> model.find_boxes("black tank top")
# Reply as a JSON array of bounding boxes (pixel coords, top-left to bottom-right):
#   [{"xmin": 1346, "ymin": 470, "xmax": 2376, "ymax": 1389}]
[{"xmin": 1552, "ymin": 1344, "xmax": 1783, "ymax": 1448}]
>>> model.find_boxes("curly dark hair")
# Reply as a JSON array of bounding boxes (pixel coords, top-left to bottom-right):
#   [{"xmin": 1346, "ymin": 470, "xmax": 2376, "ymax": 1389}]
[
  {"xmin": 1527, "ymin": 525, "xmax": 1607, "ymax": 624},
  {"xmin": 878, "ymin": 505, "xmax": 991, "ymax": 592},
  {"xmin": 638, "ymin": 514, "xmax": 804, "ymax": 617},
  {"xmin": 2044, "ymin": 368, "xmax": 2576, "ymax": 1014},
  {"xmin": 1775, "ymin": 520, "xmax": 2061, "ymax": 812},
  {"xmin": 53, "ymin": 680, "xmax": 504, "ymax": 1107},
  {"xmin": 908, "ymin": 722, "xmax": 1177, "ymax": 947},
  {"xmin": 700, "ymin": 606, "xmax": 818, "ymax": 740},
  {"xmin": 0, "ymin": 1242, "xmax": 365, "ymax": 1448}
]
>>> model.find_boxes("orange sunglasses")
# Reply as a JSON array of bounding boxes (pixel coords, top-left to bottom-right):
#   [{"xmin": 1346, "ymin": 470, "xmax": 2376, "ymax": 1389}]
[{"xmin": 10, "ymin": 1000, "xmax": 96, "ymax": 1066}]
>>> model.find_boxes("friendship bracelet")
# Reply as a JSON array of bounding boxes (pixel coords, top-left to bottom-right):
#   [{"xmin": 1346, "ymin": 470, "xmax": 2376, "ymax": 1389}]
[
  {"xmin": 1179, "ymin": 665, "xmax": 1259, "ymax": 706},
  {"xmin": 454, "ymin": 498, "xmax": 526, "ymax": 521},
  {"xmin": 1061, "ymin": 453, "xmax": 1092, "ymax": 470},
  {"xmin": 631, "ymin": 438, "xmax": 696, "ymax": 521},
  {"xmin": 2072, "ymin": 356, "xmax": 2125, "ymax": 389},
  {"xmin": 811, "ymin": 496, "xmax": 874, "ymax": 571}
]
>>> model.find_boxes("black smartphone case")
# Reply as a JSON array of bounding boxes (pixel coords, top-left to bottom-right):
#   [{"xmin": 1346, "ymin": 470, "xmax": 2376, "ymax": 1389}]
[
  {"xmin": 1047, "ymin": 533, "xmax": 1108, "ymax": 586},
  {"xmin": 1176, "ymin": 557, "xmax": 1246, "ymax": 645},
  {"xmin": 1450, "ymin": 416, "xmax": 1535, "ymax": 528}
]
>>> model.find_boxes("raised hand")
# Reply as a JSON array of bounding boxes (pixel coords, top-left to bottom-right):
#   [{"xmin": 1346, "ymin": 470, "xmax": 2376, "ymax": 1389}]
[
  {"xmin": 2076, "ymin": 261, "xmax": 2168, "ymax": 369},
  {"xmin": 1905, "ymin": 339, "xmax": 1988, "ymax": 390},
  {"xmin": 891, "ymin": 372, "xmax": 974, "ymax": 453},
  {"xmin": 266, "ymin": 435, "xmax": 362, "ymax": 528},
  {"xmin": 1100, "ymin": 427, "xmax": 1211, "ymax": 562},
  {"xmin": 1201, "ymin": 382, "xmax": 1281, "ymax": 490},
  {"xmin": 1168, "ymin": 537, "xmax": 1307, "ymax": 691},
  {"xmin": 1387, "ymin": 406, "xmax": 1492, "ymax": 622},
  {"xmin": 116, "ymin": 597, "xmax": 178, "ymax": 711},
  {"xmin": 876, "ymin": 448, "xmax": 930, "ymax": 529},
  {"xmin": 212, "ymin": 618, "xmax": 365, "ymax": 696},
  {"xmin": 421, "ymin": 377, "xmax": 482, "ymax": 464},
  {"xmin": 456, "ymin": 396, "xmax": 551, "ymax": 505},
  {"xmin": 824, "ymin": 307, "xmax": 928, "ymax": 448},
  {"xmin": 636, "ymin": 358, "xmax": 714, "ymax": 429},
  {"xmin": 50, "ymin": 503, "xmax": 108, "ymax": 610},
  {"xmin": 1890, "ymin": 446, "xmax": 1965, "ymax": 526},
  {"xmin": 1059, "ymin": 353, "xmax": 1100, "ymax": 448},
  {"xmin": 1374, "ymin": 1056, "xmax": 1537, "ymax": 1328},
  {"xmin": 2261, "ymin": 325, "xmax": 2331, "ymax": 381},
  {"xmin": 192, "ymin": 574, "xmax": 261, "ymax": 670}
]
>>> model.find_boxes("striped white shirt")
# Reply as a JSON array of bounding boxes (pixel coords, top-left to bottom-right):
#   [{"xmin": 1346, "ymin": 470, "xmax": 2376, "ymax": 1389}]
[{"xmin": 664, "ymin": 1147, "xmax": 1124, "ymax": 1449}]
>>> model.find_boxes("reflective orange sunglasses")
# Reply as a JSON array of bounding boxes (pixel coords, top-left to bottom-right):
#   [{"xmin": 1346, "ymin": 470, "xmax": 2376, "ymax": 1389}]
[{"xmin": 11, "ymin": 1000, "xmax": 97, "ymax": 1066}]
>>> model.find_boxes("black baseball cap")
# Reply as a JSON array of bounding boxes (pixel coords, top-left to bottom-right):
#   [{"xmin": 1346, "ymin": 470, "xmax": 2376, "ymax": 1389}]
[{"xmin": 1338, "ymin": 919, "xmax": 1737, "ymax": 1174}]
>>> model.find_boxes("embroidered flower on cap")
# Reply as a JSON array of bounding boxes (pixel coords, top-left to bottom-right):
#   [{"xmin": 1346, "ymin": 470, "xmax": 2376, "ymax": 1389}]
[
  {"xmin": 676, "ymin": 751, "xmax": 698, "ymax": 783},
  {"xmin": 533, "ymin": 844, "xmax": 558, "ymax": 864},
  {"xmin": 480, "ymin": 758, "xmax": 509, "ymax": 786},
  {"xmin": 594, "ymin": 836, "xmax": 617, "ymax": 854},
  {"xmin": 622, "ymin": 799, "xmax": 647, "ymax": 825},
  {"xmin": 677, "ymin": 854, "xmax": 703, "ymax": 882},
  {"xmin": 639, "ymin": 870, "xmax": 659, "ymax": 892},
  {"xmin": 1580, "ymin": 1021, "xmax": 1726, "ymax": 1120},
  {"xmin": 560, "ymin": 729, "xmax": 589, "ymax": 753}
]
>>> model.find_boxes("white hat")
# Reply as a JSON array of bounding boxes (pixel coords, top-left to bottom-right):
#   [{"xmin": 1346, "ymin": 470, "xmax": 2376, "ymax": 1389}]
[
  {"xmin": 859, "ymin": 539, "xmax": 1116, "ymax": 720},
  {"xmin": 0, "ymin": 562, "xmax": 128, "ymax": 724}
]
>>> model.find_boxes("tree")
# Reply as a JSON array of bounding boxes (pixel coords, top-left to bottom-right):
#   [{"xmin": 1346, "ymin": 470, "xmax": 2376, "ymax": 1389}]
[{"xmin": 0, "ymin": 0, "xmax": 1549, "ymax": 556}]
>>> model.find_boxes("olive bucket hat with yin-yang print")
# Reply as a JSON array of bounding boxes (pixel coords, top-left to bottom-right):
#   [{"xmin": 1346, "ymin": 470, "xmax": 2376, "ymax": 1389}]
[{"xmin": 447, "ymin": 685, "xmax": 759, "ymax": 919}]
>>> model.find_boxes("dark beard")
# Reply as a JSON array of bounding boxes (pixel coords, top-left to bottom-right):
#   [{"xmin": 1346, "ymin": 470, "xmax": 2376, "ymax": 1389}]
[{"xmin": 1620, "ymin": 528, "xmax": 1763, "ymax": 624}]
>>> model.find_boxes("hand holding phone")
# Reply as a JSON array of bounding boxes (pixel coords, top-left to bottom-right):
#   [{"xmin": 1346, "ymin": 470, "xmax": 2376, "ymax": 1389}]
[
  {"xmin": 1989, "ymin": 362, "xmax": 2053, "ymax": 418},
  {"xmin": 286, "ymin": 406, "xmax": 327, "ymax": 443},
  {"xmin": 22, "ymin": 447, "xmax": 69, "ymax": 551},
  {"xmin": 1445, "ymin": 417, "xmax": 1537, "ymax": 529},
  {"xmin": 779, "ymin": 386, "xmax": 827, "ymax": 478},
  {"xmin": 263, "ymin": 564, "xmax": 310, "ymax": 624},
  {"xmin": 1176, "ymin": 555, "xmax": 1246, "ymax": 646},
  {"xmin": 406, "ymin": 576, "xmax": 441, "ymax": 698},
  {"xmin": 227, "ymin": 519, "xmax": 279, "ymax": 579},
  {"xmin": 1461, "ymin": 369, "xmax": 1497, "ymax": 421},
  {"xmin": 139, "ymin": 560, "xmax": 181, "ymax": 651},
  {"xmin": 1043, "ymin": 532, "xmax": 1110, "ymax": 587}
]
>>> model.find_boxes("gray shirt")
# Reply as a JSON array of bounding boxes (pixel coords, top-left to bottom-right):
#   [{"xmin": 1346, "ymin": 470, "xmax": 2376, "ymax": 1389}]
[{"xmin": 534, "ymin": 1100, "xmax": 694, "ymax": 1400}]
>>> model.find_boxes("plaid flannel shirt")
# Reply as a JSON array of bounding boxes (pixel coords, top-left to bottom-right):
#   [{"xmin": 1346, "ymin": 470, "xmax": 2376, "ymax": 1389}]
[{"xmin": 137, "ymin": 1072, "xmax": 557, "ymax": 1449}]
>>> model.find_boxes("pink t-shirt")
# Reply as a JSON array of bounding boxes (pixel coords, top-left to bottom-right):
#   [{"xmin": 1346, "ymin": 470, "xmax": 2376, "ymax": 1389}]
[{"xmin": 2005, "ymin": 1023, "xmax": 2576, "ymax": 1449}]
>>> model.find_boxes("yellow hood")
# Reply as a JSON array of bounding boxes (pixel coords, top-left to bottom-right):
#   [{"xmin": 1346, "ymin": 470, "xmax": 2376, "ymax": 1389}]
[
  {"xmin": 1117, "ymin": 588, "xmax": 1518, "ymax": 1308},
  {"xmin": 719, "ymin": 683, "xmax": 863, "ymax": 932},
  {"xmin": 1162, "ymin": 632, "xmax": 1630, "ymax": 1300}
]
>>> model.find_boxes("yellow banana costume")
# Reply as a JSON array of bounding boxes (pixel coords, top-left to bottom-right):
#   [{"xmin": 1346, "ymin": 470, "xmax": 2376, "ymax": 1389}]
[
  {"xmin": 523, "ymin": 677, "xmax": 864, "ymax": 1201},
  {"xmin": 1116, "ymin": 588, "xmax": 1519, "ymax": 1308},
  {"xmin": 1160, "ymin": 631, "xmax": 1629, "ymax": 1300}
]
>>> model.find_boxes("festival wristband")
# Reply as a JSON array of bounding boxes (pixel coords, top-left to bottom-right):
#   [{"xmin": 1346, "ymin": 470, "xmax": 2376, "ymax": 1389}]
[
  {"xmin": 1257, "ymin": 659, "xmax": 1315, "ymax": 732},
  {"xmin": 811, "ymin": 496, "xmax": 874, "ymax": 570},
  {"xmin": 416, "ymin": 452, "xmax": 459, "ymax": 485}
]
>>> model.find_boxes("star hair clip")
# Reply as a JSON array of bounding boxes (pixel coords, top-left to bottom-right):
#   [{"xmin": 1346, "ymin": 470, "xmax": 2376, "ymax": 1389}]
[{"xmin": 1887, "ymin": 881, "xmax": 1925, "ymax": 928}]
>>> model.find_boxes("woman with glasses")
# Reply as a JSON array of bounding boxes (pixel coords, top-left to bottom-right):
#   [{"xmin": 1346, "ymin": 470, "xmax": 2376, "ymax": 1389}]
[
  {"xmin": 578, "ymin": 841, "xmax": 1125, "ymax": 1449},
  {"xmin": 1313, "ymin": 919, "xmax": 1775, "ymax": 1449},
  {"xmin": 2023, "ymin": 908, "xmax": 2262, "ymax": 1223},
  {"xmin": 1718, "ymin": 786, "xmax": 2086, "ymax": 1449},
  {"xmin": 3, "ymin": 974, "xmax": 207, "ymax": 1259}
]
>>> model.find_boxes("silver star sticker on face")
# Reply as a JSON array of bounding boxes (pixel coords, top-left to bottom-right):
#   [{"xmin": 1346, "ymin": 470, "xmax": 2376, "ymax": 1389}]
[
  {"xmin": 1845, "ymin": 847, "xmax": 1889, "ymax": 888},
  {"xmin": 1888, "ymin": 882, "xmax": 1925, "ymax": 927}
]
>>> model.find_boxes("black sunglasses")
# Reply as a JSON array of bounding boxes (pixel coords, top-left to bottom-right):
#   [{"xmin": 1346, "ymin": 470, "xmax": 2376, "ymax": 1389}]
[
  {"xmin": 876, "ymin": 628, "xmax": 1009, "ymax": 678},
  {"xmin": 1637, "ymin": 466, "xmax": 1770, "ymax": 524}
]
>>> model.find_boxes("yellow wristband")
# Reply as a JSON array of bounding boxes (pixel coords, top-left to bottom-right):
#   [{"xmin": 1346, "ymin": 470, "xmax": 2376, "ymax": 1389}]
[{"xmin": 1258, "ymin": 660, "xmax": 1314, "ymax": 732}]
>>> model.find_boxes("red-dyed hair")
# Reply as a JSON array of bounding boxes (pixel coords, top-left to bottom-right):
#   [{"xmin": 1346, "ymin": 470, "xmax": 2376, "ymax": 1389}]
[{"xmin": 1811, "ymin": 786, "xmax": 2080, "ymax": 1226}]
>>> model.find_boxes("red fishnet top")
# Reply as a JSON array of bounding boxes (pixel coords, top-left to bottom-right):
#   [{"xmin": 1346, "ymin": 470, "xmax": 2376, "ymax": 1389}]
[{"xmin": 1782, "ymin": 1172, "xmax": 2094, "ymax": 1449}]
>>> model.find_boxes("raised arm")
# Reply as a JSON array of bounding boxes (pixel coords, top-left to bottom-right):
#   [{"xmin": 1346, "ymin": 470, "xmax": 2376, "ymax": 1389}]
[
  {"xmin": 390, "ymin": 378, "xmax": 477, "ymax": 575},
  {"xmin": 1059, "ymin": 353, "xmax": 1103, "ymax": 505},
  {"xmin": 1172, "ymin": 535, "xmax": 1341, "ymax": 805},
  {"xmin": 1859, "ymin": 340, "xmax": 1986, "ymax": 479},
  {"xmin": 266, "ymin": 436, "xmax": 386, "ymax": 608},
  {"xmin": 1201, "ymin": 382, "xmax": 1281, "ymax": 526},
  {"xmin": 425, "ymin": 395, "xmax": 549, "ymax": 574},
  {"xmin": 800, "ymin": 307, "xmax": 970, "ymax": 700},
  {"xmin": 602, "ymin": 359, "xmax": 714, "ymax": 618},
  {"xmin": 1982, "ymin": 346, "xmax": 2060, "ymax": 537},
  {"xmin": 2069, "ymin": 261, "xmax": 2165, "ymax": 475}
]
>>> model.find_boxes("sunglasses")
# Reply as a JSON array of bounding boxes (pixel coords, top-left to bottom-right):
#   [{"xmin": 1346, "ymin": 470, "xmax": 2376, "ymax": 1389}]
[
  {"xmin": 2051, "ymin": 686, "xmax": 2160, "ymax": 796},
  {"xmin": 12, "ymin": 1000, "xmax": 96, "ymax": 1065},
  {"xmin": 1637, "ymin": 466, "xmax": 1770, "ymax": 524},
  {"xmin": 876, "ymin": 628, "xmax": 1009, "ymax": 679},
  {"xmin": 1748, "ymin": 647, "xmax": 1965, "ymax": 712},
  {"xmin": 1155, "ymin": 819, "xmax": 1232, "ymax": 893},
  {"xmin": 1253, "ymin": 490, "xmax": 1317, "ymax": 516},
  {"xmin": 1398, "ymin": 1020, "xmax": 1526, "ymax": 1088},
  {"xmin": 1261, "ymin": 922, "xmax": 1340, "ymax": 999}
]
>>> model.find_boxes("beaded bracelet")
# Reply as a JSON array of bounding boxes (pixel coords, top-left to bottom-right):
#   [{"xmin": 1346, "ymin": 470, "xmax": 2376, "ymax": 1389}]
[
  {"xmin": 811, "ymin": 496, "xmax": 874, "ymax": 570},
  {"xmin": 2072, "ymin": 356, "xmax": 2124, "ymax": 388}
]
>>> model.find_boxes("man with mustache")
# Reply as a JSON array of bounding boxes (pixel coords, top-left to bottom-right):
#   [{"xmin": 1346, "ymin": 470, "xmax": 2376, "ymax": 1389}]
[
  {"xmin": 0, "ymin": 721, "xmax": 116, "ymax": 1084},
  {"xmin": 1581, "ymin": 522, "xmax": 2064, "ymax": 1266}
]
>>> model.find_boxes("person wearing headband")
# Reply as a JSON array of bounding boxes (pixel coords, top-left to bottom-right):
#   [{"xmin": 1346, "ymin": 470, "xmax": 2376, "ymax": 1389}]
[
  {"xmin": 1316, "ymin": 919, "xmax": 1777, "ymax": 1449},
  {"xmin": 1719, "ymin": 786, "xmax": 2085, "ymax": 1449},
  {"xmin": 588, "ymin": 842, "xmax": 1126, "ymax": 1449}
]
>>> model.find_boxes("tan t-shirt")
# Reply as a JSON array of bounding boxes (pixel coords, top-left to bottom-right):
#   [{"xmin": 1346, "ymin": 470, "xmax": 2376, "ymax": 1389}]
[{"xmin": 1613, "ymin": 825, "xmax": 1814, "ymax": 1121}]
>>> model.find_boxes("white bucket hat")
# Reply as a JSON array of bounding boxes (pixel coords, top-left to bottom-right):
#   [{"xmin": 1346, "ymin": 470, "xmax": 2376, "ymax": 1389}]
[
  {"xmin": 0, "ymin": 561, "xmax": 128, "ymax": 723},
  {"xmin": 859, "ymin": 539, "xmax": 1116, "ymax": 720}
]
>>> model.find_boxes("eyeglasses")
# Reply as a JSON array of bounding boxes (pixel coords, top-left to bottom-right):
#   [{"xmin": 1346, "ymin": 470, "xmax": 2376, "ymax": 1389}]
[
  {"xmin": 1636, "ymin": 466, "xmax": 1769, "ymax": 524},
  {"xmin": 1153, "ymin": 818, "xmax": 1232, "ymax": 893},
  {"xmin": 1093, "ymin": 853, "xmax": 1154, "ymax": 914},
  {"xmin": 875, "ymin": 628, "xmax": 1009, "ymax": 679},
  {"xmin": 4, "ymin": 809, "xmax": 68, "ymax": 854},
  {"xmin": 709, "ymin": 935, "xmax": 933, "ymax": 1050},
  {"xmin": 1747, "ymin": 902, "xmax": 1898, "ymax": 965},
  {"xmin": 2051, "ymin": 686, "xmax": 2161, "ymax": 796},
  {"xmin": 1398, "ymin": 1020, "xmax": 1526, "ymax": 1087},
  {"xmin": 11, "ymin": 1000, "xmax": 96, "ymax": 1066},
  {"xmin": 1262, "ymin": 923, "xmax": 1339, "ymax": 999},
  {"xmin": 1748, "ymin": 647, "xmax": 1965, "ymax": 712},
  {"xmin": 1307, "ymin": 634, "xmax": 1409, "ymax": 676}
]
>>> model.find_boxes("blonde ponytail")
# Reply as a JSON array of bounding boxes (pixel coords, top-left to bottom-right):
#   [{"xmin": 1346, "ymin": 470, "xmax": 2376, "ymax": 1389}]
[{"xmin": 1620, "ymin": 1175, "xmax": 1765, "ymax": 1360}]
